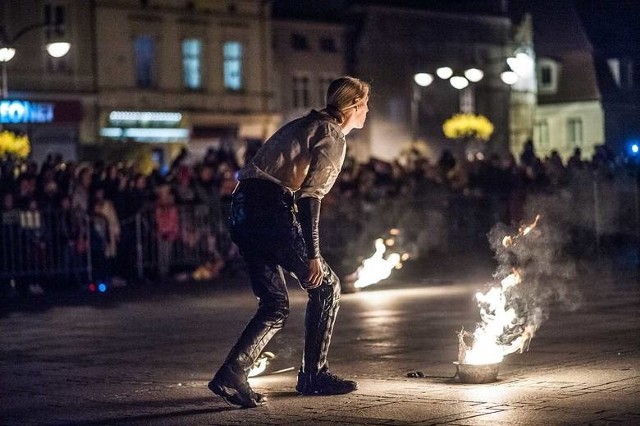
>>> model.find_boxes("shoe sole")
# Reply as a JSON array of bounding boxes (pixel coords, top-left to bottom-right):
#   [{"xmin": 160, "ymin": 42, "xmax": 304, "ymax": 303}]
[
  {"xmin": 208, "ymin": 381, "xmax": 264, "ymax": 408},
  {"xmin": 296, "ymin": 385, "xmax": 358, "ymax": 396}
]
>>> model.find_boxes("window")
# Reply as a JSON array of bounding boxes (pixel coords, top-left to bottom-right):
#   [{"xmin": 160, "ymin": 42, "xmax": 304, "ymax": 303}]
[
  {"xmin": 567, "ymin": 118, "xmax": 583, "ymax": 147},
  {"xmin": 534, "ymin": 120, "xmax": 550, "ymax": 148},
  {"xmin": 182, "ymin": 38, "xmax": 202, "ymax": 90},
  {"xmin": 318, "ymin": 76, "xmax": 334, "ymax": 106},
  {"xmin": 293, "ymin": 75, "xmax": 310, "ymax": 108},
  {"xmin": 223, "ymin": 41, "xmax": 243, "ymax": 91},
  {"xmin": 291, "ymin": 33, "xmax": 309, "ymax": 51},
  {"xmin": 134, "ymin": 35, "xmax": 156, "ymax": 88},
  {"xmin": 319, "ymin": 37, "xmax": 337, "ymax": 52},
  {"xmin": 537, "ymin": 58, "xmax": 558, "ymax": 93},
  {"xmin": 540, "ymin": 67, "xmax": 552, "ymax": 86}
]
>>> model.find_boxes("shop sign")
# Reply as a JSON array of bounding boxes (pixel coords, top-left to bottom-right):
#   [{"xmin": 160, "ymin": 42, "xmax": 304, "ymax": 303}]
[{"xmin": 0, "ymin": 100, "xmax": 54, "ymax": 124}]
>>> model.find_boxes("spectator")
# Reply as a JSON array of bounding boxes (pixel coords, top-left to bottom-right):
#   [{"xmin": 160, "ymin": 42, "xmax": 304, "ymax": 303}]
[
  {"xmin": 90, "ymin": 187, "xmax": 120, "ymax": 283},
  {"xmin": 173, "ymin": 165, "xmax": 197, "ymax": 205},
  {"xmin": 519, "ymin": 139, "xmax": 537, "ymax": 168},
  {"xmin": 153, "ymin": 184, "xmax": 179, "ymax": 278},
  {"xmin": 71, "ymin": 166, "xmax": 93, "ymax": 213}
]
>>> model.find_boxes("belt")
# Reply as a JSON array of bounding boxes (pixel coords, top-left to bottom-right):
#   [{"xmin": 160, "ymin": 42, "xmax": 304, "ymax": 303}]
[{"xmin": 236, "ymin": 178, "xmax": 295, "ymax": 204}]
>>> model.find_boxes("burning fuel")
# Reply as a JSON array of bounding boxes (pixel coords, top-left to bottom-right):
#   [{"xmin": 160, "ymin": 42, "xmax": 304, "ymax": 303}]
[
  {"xmin": 353, "ymin": 230, "xmax": 408, "ymax": 289},
  {"xmin": 458, "ymin": 215, "xmax": 580, "ymax": 366},
  {"xmin": 248, "ymin": 351, "xmax": 275, "ymax": 377}
]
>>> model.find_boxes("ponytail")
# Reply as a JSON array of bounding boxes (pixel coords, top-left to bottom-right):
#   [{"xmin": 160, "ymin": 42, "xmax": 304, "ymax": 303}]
[{"xmin": 324, "ymin": 76, "xmax": 371, "ymax": 124}]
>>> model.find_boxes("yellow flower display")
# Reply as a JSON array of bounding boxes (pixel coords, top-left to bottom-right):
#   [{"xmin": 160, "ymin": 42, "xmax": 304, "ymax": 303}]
[
  {"xmin": 0, "ymin": 130, "xmax": 31, "ymax": 159},
  {"xmin": 442, "ymin": 113, "xmax": 494, "ymax": 141}
]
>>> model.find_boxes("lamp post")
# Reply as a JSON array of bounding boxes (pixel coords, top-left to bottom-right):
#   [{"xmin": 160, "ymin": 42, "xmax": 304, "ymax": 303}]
[
  {"xmin": 0, "ymin": 11, "xmax": 70, "ymax": 99},
  {"xmin": 411, "ymin": 72, "xmax": 434, "ymax": 140},
  {"xmin": 411, "ymin": 57, "xmax": 526, "ymax": 142}
]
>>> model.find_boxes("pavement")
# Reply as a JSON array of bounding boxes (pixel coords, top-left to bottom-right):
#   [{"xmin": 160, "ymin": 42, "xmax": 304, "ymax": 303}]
[{"xmin": 1, "ymin": 252, "xmax": 639, "ymax": 425}]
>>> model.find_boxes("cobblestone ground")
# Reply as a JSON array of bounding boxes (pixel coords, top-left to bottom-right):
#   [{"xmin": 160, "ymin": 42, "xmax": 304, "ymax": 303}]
[{"xmin": 1, "ymin": 257, "xmax": 639, "ymax": 425}]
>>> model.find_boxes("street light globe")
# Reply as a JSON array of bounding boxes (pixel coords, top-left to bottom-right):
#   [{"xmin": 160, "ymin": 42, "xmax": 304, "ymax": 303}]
[
  {"xmin": 449, "ymin": 76, "xmax": 469, "ymax": 90},
  {"xmin": 500, "ymin": 70, "xmax": 518, "ymax": 85},
  {"xmin": 0, "ymin": 47, "xmax": 16, "ymax": 63},
  {"xmin": 414, "ymin": 72, "xmax": 434, "ymax": 87},
  {"xmin": 436, "ymin": 67, "xmax": 453, "ymax": 79},
  {"xmin": 46, "ymin": 42, "xmax": 71, "ymax": 58},
  {"xmin": 507, "ymin": 52, "xmax": 534, "ymax": 77},
  {"xmin": 464, "ymin": 68, "xmax": 484, "ymax": 82}
]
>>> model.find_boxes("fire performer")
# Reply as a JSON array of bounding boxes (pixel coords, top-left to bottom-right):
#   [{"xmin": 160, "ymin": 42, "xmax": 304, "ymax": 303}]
[{"xmin": 209, "ymin": 76, "xmax": 371, "ymax": 408}]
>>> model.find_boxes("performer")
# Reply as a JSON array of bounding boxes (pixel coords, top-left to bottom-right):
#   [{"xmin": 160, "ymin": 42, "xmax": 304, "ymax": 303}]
[{"xmin": 209, "ymin": 76, "xmax": 370, "ymax": 408}]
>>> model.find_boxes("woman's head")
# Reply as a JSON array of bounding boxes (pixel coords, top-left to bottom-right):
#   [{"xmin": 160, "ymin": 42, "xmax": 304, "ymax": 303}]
[{"xmin": 325, "ymin": 76, "xmax": 371, "ymax": 129}]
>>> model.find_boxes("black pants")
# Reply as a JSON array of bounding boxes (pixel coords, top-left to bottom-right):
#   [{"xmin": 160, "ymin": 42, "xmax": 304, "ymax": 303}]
[{"xmin": 222, "ymin": 178, "xmax": 341, "ymax": 375}]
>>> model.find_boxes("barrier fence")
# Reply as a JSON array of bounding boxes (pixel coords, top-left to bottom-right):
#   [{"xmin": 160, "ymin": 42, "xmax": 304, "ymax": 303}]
[{"xmin": 1, "ymin": 170, "xmax": 638, "ymax": 297}]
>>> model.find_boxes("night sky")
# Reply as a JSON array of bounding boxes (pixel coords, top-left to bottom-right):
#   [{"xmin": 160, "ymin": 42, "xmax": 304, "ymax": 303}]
[{"xmin": 271, "ymin": 0, "xmax": 639, "ymax": 55}]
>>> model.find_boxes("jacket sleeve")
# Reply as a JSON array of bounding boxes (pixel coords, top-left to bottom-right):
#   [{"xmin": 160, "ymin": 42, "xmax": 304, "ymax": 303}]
[{"xmin": 298, "ymin": 196, "xmax": 321, "ymax": 259}]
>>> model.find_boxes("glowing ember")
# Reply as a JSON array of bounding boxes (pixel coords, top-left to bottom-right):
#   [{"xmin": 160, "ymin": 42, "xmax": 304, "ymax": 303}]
[
  {"xmin": 354, "ymin": 237, "xmax": 406, "ymax": 289},
  {"xmin": 248, "ymin": 351, "xmax": 275, "ymax": 377},
  {"xmin": 458, "ymin": 216, "xmax": 541, "ymax": 365}
]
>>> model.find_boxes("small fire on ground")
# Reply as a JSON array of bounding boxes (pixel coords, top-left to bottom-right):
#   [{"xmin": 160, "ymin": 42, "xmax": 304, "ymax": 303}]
[
  {"xmin": 458, "ymin": 215, "xmax": 541, "ymax": 366},
  {"xmin": 248, "ymin": 351, "xmax": 275, "ymax": 377},
  {"xmin": 352, "ymin": 229, "xmax": 409, "ymax": 289}
]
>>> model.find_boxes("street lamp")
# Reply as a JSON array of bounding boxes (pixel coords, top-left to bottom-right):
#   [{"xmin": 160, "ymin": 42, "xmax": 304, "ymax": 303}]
[
  {"xmin": 464, "ymin": 68, "xmax": 484, "ymax": 83},
  {"xmin": 0, "ymin": 11, "xmax": 70, "ymax": 98},
  {"xmin": 500, "ymin": 65, "xmax": 519, "ymax": 85},
  {"xmin": 411, "ymin": 73, "xmax": 434, "ymax": 139},
  {"xmin": 436, "ymin": 67, "xmax": 453, "ymax": 79},
  {"xmin": 411, "ymin": 61, "xmax": 509, "ymax": 138}
]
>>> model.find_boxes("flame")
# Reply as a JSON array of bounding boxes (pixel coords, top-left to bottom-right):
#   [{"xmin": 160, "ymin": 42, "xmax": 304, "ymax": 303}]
[
  {"xmin": 459, "ymin": 216, "xmax": 540, "ymax": 365},
  {"xmin": 502, "ymin": 214, "xmax": 540, "ymax": 247},
  {"xmin": 354, "ymin": 237, "xmax": 405, "ymax": 289},
  {"xmin": 248, "ymin": 351, "xmax": 275, "ymax": 377}
]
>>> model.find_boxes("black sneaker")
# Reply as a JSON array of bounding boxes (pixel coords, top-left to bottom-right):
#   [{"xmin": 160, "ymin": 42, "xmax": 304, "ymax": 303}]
[
  {"xmin": 208, "ymin": 365, "xmax": 267, "ymax": 408},
  {"xmin": 296, "ymin": 367, "xmax": 358, "ymax": 395}
]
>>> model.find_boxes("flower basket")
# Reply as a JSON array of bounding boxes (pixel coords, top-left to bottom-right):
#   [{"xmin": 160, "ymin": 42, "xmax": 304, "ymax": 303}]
[
  {"xmin": 442, "ymin": 113, "xmax": 494, "ymax": 142},
  {"xmin": 0, "ymin": 130, "xmax": 31, "ymax": 159}
]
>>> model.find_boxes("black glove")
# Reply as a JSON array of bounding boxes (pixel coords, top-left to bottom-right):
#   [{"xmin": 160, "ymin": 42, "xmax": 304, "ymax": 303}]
[{"xmin": 298, "ymin": 196, "xmax": 321, "ymax": 259}]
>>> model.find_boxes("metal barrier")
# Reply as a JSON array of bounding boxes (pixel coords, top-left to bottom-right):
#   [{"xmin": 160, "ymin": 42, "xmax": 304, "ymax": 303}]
[
  {"xmin": 134, "ymin": 203, "xmax": 233, "ymax": 281},
  {"xmin": 0, "ymin": 209, "xmax": 92, "ymax": 292}
]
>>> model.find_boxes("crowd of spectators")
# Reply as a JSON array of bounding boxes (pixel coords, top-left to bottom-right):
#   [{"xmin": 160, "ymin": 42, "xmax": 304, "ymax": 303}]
[{"xmin": 0, "ymin": 139, "xmax": 636, "ymax": 292}]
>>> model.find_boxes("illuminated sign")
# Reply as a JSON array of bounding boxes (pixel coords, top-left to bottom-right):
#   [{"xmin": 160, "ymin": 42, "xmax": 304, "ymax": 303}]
[
  {"xmin": 100, "ymin": 127, "xmax": 189, "ymax": 143},
  {"xmin": 109, "ymin": 111, "xmax": 182, "ymax": 124},
  {"xmin": 0, "ymin": 100, "xmax": 54, "ymax": 124}
]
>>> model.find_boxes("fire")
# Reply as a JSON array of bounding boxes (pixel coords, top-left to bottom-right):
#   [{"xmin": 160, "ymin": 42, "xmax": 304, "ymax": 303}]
[
  {"xmin": 458, "ymin": 216, "xmax": 541, "ymax": 365},
  {"xmin": 353, "ymin": 237, "xmax": 406, "ymax": 289},
  {"xmin": 248, "ymin": 351, "xmax": 275, "ymax": 377}
]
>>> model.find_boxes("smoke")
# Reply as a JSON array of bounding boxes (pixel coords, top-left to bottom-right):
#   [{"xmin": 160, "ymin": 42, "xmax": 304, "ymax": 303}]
[{"xmin": 485, "ymin": 217, "xmax": 583, "ymax": 350}]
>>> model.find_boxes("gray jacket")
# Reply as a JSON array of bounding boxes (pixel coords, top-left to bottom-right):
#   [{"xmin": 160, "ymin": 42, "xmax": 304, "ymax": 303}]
[{"xmin": 239, "ymin": 110, "xmax": 346, "ymax": 200}]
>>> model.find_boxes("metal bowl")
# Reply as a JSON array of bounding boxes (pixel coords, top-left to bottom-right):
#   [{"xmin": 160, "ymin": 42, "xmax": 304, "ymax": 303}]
[{"xmin": 453, "ymin": 362, "xmax": 500, "ymax": 384}]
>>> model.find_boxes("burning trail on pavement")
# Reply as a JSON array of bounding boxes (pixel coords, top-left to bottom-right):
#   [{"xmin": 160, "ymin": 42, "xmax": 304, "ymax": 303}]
[{"xmin": 349, "ymin": 229, "xmax": 409, "ymax": 289}]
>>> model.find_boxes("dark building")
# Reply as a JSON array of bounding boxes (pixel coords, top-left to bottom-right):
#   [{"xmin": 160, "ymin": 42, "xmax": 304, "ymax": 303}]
[
  {"xmin": 274, "ymin": 0, "xmax": 528, "ymax": 161},
  {"xmin": 574, "ymin": 0, "xmax": 640, "ymax": 159}
]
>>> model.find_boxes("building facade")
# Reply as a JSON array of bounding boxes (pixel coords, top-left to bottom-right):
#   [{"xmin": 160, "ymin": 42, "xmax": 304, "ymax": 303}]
[
  {"xmin": 575, "ymin": 0, "xmax": 640, "ymax": 160},
  {"xmin": 0, "ymin": 0, "xmax": 96, "ymax": 163},
  {"xmin": 347, "ymin": 3, "xmax": 525, "ymax": 162},
  {"xmin": 527, "ymin": 1, "xmax": 604, "ymax": 163},
  {"xmin": 94, "ymin": 0, "xmax": 279, "ymax": 169},
  {"xmin": 534, "ymin": 51, "xmax": 603, "ymax": 161},
  {"xmin": 272, "ymin": 18, "xmax": 346, "ymax": 123}
]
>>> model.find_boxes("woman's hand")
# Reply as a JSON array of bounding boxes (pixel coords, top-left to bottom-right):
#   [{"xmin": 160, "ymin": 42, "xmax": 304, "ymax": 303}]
[{"xmin": 303, "ymin": 257, "xmax": 324, "ymax": 289}]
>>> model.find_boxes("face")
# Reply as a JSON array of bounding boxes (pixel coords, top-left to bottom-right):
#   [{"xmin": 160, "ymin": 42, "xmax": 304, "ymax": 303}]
[
  {"xmin": 343, "ymin": 93, "xmax": 370, "ymax": 135},
  {"xmin": 353, "ymin": 97, "xmax": 370, "ymax": 129}
]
